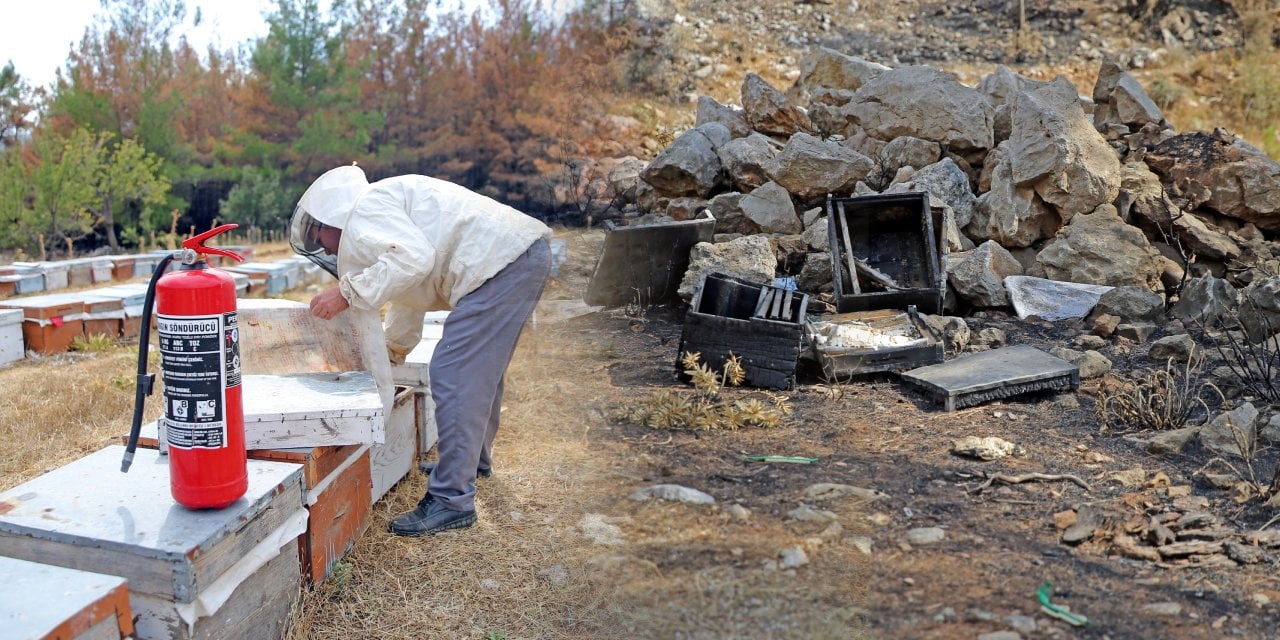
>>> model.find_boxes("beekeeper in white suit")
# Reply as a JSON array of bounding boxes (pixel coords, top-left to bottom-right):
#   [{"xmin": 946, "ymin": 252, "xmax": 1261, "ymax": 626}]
[{"xmin": 289, "ymin": 165, "xmax": 552, "ymax": 536}]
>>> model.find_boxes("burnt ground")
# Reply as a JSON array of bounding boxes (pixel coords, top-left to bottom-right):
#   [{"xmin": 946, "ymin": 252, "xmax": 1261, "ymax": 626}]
[
  {"xmin": 554, "ymin": 302, "xmax": 1280, "ymax": 639},
  {"xmin": 541, "ymin": 229, "xmax": 1280, "ymax": 639}
]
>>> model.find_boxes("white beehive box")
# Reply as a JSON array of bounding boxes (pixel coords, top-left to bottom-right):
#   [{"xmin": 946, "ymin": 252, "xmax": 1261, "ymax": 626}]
[
  {"xmin": 241, "ymin": 371, "xmax": 385, "ymax": 448},
  {"xmin": 0, "ymin": 308, "xmax": 23, "ymax": 366},
  {"xmin": 0, "ymin": 555, "xmax": 134, "ymax": 640},
  {"xmin": 0, "ymin": 446, "xmax": 307, "ymax": 640}
]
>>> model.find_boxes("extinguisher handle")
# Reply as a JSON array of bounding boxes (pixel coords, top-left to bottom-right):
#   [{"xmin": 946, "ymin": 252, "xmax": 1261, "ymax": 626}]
[{"xmin": 183, "ymin": 224, "xmax": 245, "ymax": 263}]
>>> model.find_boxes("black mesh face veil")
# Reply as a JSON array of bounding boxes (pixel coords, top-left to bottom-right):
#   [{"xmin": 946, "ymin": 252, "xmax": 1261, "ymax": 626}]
[{"xmin": 288, "ymin": 205, "xmax": 339, "ymax": 279}]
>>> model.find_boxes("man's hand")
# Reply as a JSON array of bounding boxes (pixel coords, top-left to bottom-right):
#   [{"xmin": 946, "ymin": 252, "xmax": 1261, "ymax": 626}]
[{"xmin": 310, "ymin": 285, "xmax": 350, "ymax": 320}]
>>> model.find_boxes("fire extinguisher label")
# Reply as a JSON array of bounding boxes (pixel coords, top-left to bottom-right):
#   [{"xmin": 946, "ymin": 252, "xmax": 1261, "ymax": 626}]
[{"xmin": 158, "ymin": 313, "xmax": 233, "ymax": 450}]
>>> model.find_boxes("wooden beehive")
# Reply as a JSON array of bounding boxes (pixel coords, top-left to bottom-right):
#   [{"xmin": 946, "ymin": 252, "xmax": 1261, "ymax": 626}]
[
  {"xmin": 0, "ymin": 556, "xmax": 134, "ymax": 640},
  {"xmin": 250, "ymin": 443, "xmax": 372, "ymax": 584},
  {"xmin": 110, "ymin": 256, "xmax": 136, "ymax": 281},
  {"xmin": 126, "ymin": 424, "xmax": 374, "ymax": 585},
  {"xmin": 678, "ymin": 272, "xmax": 809, "ymax": 390},
  {"xmin": 807, "ymin": 306, "xmax": 943, "ymax": 380},
  {"xmin": 370, "ymin": 386, "xmax": 418, "ymax": 503},
  {"xmin": 81, "ymin": 294, "xmax": 125, "ymax": 340},
  {"xmin": 87, "ymin": 284, "xmax": 148, "ymax": 339},
  {"xmin": 0, "ymin": 293, "xmax": 88, "ymax": 354},
  {"xmin": 827, "ymin": 192, "xmax": 945, "ymax": 315},
  {"xmin": 0, "ymin": 446, "xmax": 306, "ymax": 640},
  {"xmin": 0, "ymin": 308, "xmax": 22, "ymax": 366}
]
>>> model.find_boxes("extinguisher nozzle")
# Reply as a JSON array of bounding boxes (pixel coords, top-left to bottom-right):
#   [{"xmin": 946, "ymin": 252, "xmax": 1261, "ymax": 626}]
[{"xmin": 120, "ymin": 451, "xmax": 135, "ymax": 473}]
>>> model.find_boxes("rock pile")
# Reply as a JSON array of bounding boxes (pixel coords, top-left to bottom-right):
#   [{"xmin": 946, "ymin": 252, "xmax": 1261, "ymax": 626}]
[{"xmin": 609, "ymin": 47, "xmax": 1280, "ymax": 347}]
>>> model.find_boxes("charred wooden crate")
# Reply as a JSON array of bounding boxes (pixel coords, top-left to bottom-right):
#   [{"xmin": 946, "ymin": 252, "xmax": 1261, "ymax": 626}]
[
  {"xmin": 586, "ymin": 216, "xmax": 716, "ymax": 308},
  {"xmin": 0, "ymin": 446, "xmax": 306, "ymax": 640},
  {"xmin": 807, "ymin": 306, "xmax": 943, "ymax": 379},
  {"xmin": 901, "ymin": 345, "xmax": 1080, "ymax": 411},
  {"xmin": 827, "ymin": 192, "xmax": 944, "ymax": 315},
  {"xmin": 678, "ymin": 272, "xmax": 809, "ymax": 390}
]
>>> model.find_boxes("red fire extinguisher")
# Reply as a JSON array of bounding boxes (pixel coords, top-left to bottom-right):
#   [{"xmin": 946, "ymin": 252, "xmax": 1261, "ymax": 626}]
[{"xmin": 122, "ymin": 224, "xmax": 247, "ymax": 510}]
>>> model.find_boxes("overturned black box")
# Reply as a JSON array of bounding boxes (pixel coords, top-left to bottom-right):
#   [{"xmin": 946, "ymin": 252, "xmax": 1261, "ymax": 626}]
[
  {"xmin": 586, "ymin": 216, "xmax": 716, "ymax": 308},
  {"xmin": 827, "ymin": 192, "xmax": 944, "ymax": 315},
  {"xmin": 678, "ymin": 272, "xmax": 809, "ymax": 390}
]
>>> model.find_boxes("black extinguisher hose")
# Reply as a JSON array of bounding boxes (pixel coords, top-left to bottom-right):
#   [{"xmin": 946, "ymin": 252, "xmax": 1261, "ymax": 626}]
[{"xmin": 121, "ymin": 253, "xmax": 177, "ymax": 473}]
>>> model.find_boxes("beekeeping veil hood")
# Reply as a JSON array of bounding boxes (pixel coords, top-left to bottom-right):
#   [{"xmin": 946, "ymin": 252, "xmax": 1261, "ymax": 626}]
[{"xmin": 289, "ymin": 165, "xmax": 369, "ymax": 278}]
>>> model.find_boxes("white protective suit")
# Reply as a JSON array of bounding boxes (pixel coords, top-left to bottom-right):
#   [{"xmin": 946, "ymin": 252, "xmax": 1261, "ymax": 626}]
[{"xmin": 293, "ymin": 166, "xmax": 551, "ymax": 363}]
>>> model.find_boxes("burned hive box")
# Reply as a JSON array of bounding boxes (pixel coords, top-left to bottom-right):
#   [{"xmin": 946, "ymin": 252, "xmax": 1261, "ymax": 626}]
[
  {"xmin": 678, "ymin": 272, "xmax": 809, "ymax": 390},
  {"xmin": 585, "ymin": 216, "xmax": 716, "ymax": 308},
  {"xmin": 901, "ymin": 345, "xmax": 1080, "ymax": 411},
  {"xmin": 807, "ymin": 306, "xmax": 943, "ymax": 380},
  {"xmin": 827, "ymin": 193, "xmax": 944, "ymax": 315}
]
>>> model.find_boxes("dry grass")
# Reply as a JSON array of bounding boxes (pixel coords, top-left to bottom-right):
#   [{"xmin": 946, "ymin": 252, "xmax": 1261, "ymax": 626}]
[{"xmin": 0, "ymin": 346, "xmax": 160, "ymax": 491}]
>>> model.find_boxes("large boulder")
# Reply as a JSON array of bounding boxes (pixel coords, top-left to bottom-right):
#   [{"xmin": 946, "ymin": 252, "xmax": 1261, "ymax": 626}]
[
  {"xmin": 767, "ymin": 132, "xmax": 874, "ymax": 201},
  {"xmin": 1144, "ymin": 129, "xmax": 1280, "ymax": 233},
  {"xmin": 695, "ymin": 96, "xmax": 752, "ymax": 139},
  {"xmin": 1007, "ymin": 79, "xmax": 1122, "ymax": 222},
  {"xmin": 797, "ymin": 252, "xmax": 834, "ymax": 293},
  {"xmin": 949, "ymin": 240, "xmax": 1024, "ymax": 307},
  {"xmin": 844, "ymin": 66, "xmax": 995, "ymax": 159},
  {"xmin": 678, "ymin": 235, "xmax": 778, "ymax": 302},
  {"xmin": 1092, "ymin": 61, "xmax": 1164, "ymax": 130},
  {"xmin": 967, "ymin": 143, "xmax": 1060, "ymax": 248},
  {"xmin": 802, "ymin": 217, "xmax": 830, "ymax": 251},
  {"xmin": 639, "ymin": 123, "xmax": 729, "ymax": 197},
  {"xmin": 605, "ymin": 156, "xmax": 647, "ymax": 204},
  {"xmin": 1238, "ymin": 276, "xmax": 1280, "ymax": 343},
  {"xmin": 879, "ymin": 136, "xmax": 943, "ymax": 176},
  {"xmin": 707, "ymin": 192, "xmax": 758, "ymax": 235},
  {"xmin": 1092, "ymin": 286, "xmax": 1165, "ymax": 323},
  {"xmin": 1036, "ymin": 204, "xmax": 1164, "ymax": 291},
  {"xmin": 883, "ymin": 158, "xmax": 977, "ymax": 229},
  {"xmin": 742, "ymin": 73, "xmax": 815, "ymax": 137},
  {"xmin": 787, "ymin": 47, "xmax": 889, "ymax": 104},
  {"xmin": 740, "ymin": 181, "xmax": 801, "ymax": 234},
  {"xmin": 977, "ymin": 66, "xmax": 1081, "ymax": 144},
  {"xmin": 1119, "ymin": 161, "xmax": 1241, "ymax": 262},
  {"xmin": 1169, "ymin": 276, "xmax": 1237, "ymax": 326},
  {"xmin": 717, "ymin": 133, "xmax": 779, "ymax": 192}
]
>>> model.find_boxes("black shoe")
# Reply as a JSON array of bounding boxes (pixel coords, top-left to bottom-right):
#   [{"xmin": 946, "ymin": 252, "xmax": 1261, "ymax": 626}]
[
  {"xmin": 390, "ymin": 495, "xmax": 477, "ymax": 537},
  {"xmin": 418, "ymin": 461, "xmax": 492, "ymax": 478}
]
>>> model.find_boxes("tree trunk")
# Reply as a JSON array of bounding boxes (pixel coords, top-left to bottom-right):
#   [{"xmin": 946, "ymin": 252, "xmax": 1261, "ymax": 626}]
[{"xmin": 104, "ymin": 198, "xmax": 119, "ymax": 253}]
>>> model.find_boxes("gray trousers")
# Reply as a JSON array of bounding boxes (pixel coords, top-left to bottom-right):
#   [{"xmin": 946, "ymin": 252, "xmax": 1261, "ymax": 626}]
[{"xmin": 428, "ymin": 238, "xmax": 551, "ymax": 512}]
